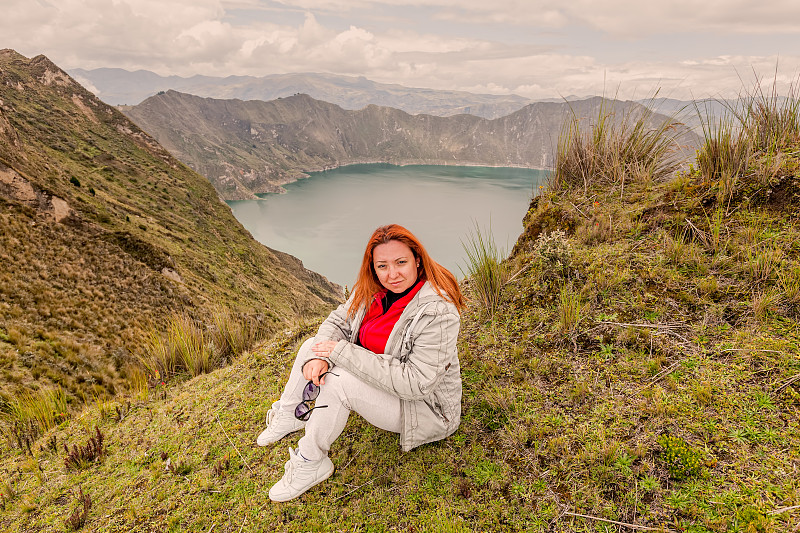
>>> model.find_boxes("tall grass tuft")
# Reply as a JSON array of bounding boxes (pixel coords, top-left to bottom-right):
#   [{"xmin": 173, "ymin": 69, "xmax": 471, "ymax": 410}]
[
  {"xmin": 695, "ymin": 107, "xmax": 751, "ymax": 203},
  {"xmin": 169, "ymin": 313, "xmax": 216, "ymax": 378},
  {"xmin": 1, "ymin": 388, "xmax": 69, "ymax": 445},
  {"xmin": 557, "ymin": 283, "xmax": 583, "ymax": 334},
  {"xmin": 141, "ymin": 308, "xmax": 270, "ymax": 382},
  {"xmin": 461, "ymin": 223, "xmax": 507, "ymax": 321},
  {"xmin": 695, "ymin": 73, "xmax": 800, "ymax": 202},
  {"xmin": 737, "ymin": 73, "xmax": 800, "ymax": 153},
  {"xmin": 551, "ymin": 97, "xmax": 686, "ymax": 195},
  {"xmin": 143, "ymin": 328, "xmax": 179, "ymax": 381},
  {"xmin": 208, "ymin": 306, "xmax": 265, "ymax": 359}
]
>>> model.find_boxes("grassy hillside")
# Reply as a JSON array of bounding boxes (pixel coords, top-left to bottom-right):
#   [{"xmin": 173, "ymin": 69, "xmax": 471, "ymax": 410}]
[
  {"xmin": 122, "ymin": 91, "xmax": 697, "ymax": 200},
  {"xmin": 1, "ymin": 82, "xmax": 798, "ymax": 532},
  {"xmin": 0, "ymin": 50, "xmax": 340, "ymax": 406}
]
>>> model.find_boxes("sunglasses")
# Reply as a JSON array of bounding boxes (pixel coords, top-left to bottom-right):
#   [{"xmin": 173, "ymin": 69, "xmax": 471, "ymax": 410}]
[{"xmin": 295, "ymin": 371, "xmax": 338, "ymax": 421}]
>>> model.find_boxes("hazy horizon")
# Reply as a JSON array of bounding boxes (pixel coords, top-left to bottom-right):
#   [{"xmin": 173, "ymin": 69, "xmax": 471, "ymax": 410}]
[{"xmin": 3, "ymin": 1, "xmax": 799, "ymax": 103}]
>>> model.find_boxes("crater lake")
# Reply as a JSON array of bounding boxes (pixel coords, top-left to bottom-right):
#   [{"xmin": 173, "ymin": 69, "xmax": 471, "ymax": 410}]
[{"xmin": 227, "ymin": 164, "xmax": 548, "ymax": 287}]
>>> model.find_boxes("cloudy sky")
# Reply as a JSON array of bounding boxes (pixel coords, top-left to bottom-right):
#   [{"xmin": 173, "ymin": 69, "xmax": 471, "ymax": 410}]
[{"xmin": 4, "ymin": 0, "xmax": 799, "ymax": 100}]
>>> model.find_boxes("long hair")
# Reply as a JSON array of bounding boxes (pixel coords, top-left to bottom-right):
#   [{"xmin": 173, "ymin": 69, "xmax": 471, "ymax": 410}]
[{"xmin": 348, "ymin": 224, "xmax": 465, "ymax": 316}]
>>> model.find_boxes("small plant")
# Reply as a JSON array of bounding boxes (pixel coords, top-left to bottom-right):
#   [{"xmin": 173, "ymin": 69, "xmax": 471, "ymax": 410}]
[
  {"xmin": 657, "ymin": 433, "xmax": 708, "ymax": 480},
  {"xmin": 532, "ymin": 229, "xmax": 572, "ymax": 278},
  {"xmin": 1, "ymin": 481, "xmax": 16, "ymax": 509},
  {"xmin": 64, "ymin": 427, "xmax": 106, "ymax": 471},
  {"xmin": 212, "ymin": 455, "xmax": 231, "ymax": 478},
  {"xmin": 639, "ymin": 474, "xmax": 660, "ymax": 492},
  {"xmin": 778, "ymin": 266, "xmax": 800, "ymax": 314},
  {"xmin": 743, "ymin": 246, "xmax": 782, "ymax": 284},
  {"xmin": 64, "ymin": 486, "xmax": 91, "ymax": 531},
  {"xmin": 114, "ymin": 401, "xmax": 131, "ymax": 422},
  {"xmin": 751, "ymin": 289, "xmax": 783, "ymax": 323},
  {"xmin": 613, "ymin": 452, "xmax": 635, "ymax": 476},
  {"xmin": 166, "ymin": 458, "xmax": 192, "ymax": 476},
  {"xmin": 557, "ymin": 283, "xmax": 582, "ymax": 334}
]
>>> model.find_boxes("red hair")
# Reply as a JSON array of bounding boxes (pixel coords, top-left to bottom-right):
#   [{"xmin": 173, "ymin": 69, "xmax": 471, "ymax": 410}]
[{"xmin": 348, "ymin": 224, "xmax": 465, "ymax": 317}]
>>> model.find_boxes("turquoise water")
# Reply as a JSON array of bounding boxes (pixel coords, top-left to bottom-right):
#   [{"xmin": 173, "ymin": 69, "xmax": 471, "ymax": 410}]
[{"xmin": 227, "ymin": 164, "xmax": 548, "ymax": 287}]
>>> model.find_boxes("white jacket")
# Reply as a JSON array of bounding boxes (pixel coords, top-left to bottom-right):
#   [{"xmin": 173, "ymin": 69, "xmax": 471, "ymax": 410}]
[{"xmin": 308, "ymin": 281, "xmax": 462, "ymax": 451}]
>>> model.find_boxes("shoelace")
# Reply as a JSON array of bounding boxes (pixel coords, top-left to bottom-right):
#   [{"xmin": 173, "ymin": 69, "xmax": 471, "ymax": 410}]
[{"xmin": 284, "ymin": 457, "xmax": 296, "ymax": 482}]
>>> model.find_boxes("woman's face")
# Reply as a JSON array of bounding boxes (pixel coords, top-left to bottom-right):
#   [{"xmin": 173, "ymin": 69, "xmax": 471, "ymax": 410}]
[{"xmin": 372, "ymin": 240, "xmax": 419, "ymax": 293}]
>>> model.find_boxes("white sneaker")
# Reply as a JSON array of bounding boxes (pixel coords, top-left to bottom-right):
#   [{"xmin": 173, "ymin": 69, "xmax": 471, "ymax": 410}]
[
  {"xmin": 268, "ymin": 448, "xmax": 335, "ymax": 502},
  {"xmin": 256, "ymin": 401, "xmax": 305, "ymax": 446}
]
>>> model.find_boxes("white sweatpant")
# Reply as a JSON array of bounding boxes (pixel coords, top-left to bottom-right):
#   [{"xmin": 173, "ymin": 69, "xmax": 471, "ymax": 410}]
[{"xmin": 277, "ymin": 338, "xmax": 402, "ymax": 461}]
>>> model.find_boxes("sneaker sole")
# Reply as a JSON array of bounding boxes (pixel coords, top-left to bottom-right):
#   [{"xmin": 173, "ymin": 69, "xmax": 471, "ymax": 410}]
[{"xmin": 268, "ymin": 463, "xmax": 335, "ymax": 502}]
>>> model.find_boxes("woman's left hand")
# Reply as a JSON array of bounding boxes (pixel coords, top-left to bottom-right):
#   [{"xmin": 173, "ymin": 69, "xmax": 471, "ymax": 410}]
[{"xmin": 312, "ymin": 340, "xmax": 338, "ymax": 359}]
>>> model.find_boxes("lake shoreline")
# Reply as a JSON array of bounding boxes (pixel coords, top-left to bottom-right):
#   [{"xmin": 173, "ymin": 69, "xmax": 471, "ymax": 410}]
[{"xmin": 257, "ymin": 161, "xmax": 551, "ymax": 198}]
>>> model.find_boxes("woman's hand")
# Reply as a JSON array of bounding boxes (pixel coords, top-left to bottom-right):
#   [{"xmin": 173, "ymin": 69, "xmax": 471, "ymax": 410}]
[
  {"xmin": 303, "ymin": 358, "xmax": 330, "ymax": 386},
  {"xmin": 311, "ymin": 340, "xmax": 338, "ymax": 359}
]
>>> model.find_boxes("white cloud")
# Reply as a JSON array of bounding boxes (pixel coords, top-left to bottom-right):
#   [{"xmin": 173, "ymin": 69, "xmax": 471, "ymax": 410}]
[
  {"xmin": 267, "ymin": 0, "xmax": 800, "ymax": 35},
  {"xmin": 1, "ymin": 0, "xmax": 799, "ymax": 102}
]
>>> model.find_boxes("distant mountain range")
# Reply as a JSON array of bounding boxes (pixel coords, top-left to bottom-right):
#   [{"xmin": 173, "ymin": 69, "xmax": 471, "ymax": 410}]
[
  {"xmin": 0, "ymin": 50, "xmax": 340, "ymax": 399},
  {"xmin": 70, "ymin": 68, "xmax": 552, "ymax": 119},
  {"xmin": 121, "ymin": 91, "xmax": 700, "ymax": 200}
]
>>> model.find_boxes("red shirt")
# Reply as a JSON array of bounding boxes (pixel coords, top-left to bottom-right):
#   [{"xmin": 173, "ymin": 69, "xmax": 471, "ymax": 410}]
[{"xmin": 358, "ymin": 280, "xmax": 425, "ymax": 354}]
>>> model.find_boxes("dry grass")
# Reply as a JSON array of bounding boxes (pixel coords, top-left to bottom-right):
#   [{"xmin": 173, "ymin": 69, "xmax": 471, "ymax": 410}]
[{"xmin": 140, "ymin": 307, "xmax": 272, "ymax": 382}]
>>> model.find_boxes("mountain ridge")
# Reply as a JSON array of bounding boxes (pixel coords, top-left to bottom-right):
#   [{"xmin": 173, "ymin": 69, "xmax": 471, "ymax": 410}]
[{"xmin": 122, "ymin": 91, "xmax": 698, "ymax": 200}]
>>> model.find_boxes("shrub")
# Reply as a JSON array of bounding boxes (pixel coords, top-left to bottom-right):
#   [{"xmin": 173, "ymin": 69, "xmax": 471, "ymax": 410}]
[
  {"xmin": 69, "ymin": 176, "xmax": 81, "ymax": 187},
  {"xmin": 532, "ymin": 229, "xmax": 572, "ymax": 278}
]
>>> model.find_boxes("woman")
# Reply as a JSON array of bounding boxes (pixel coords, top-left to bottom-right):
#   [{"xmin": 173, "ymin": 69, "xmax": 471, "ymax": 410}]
[{"xmin": 257, "ymin": 224, "xmax": 465, "ymax": 502}]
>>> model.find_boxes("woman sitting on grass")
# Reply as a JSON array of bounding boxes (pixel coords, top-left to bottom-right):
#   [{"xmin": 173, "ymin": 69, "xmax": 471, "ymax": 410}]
[{"xmin": 257, "ymin": 223, "xmax": 465, "ymax": 502}]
